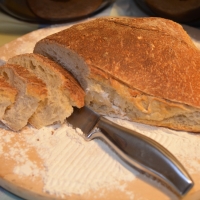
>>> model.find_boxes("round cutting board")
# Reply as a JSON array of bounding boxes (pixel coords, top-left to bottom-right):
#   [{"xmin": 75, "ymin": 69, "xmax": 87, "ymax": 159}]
[{"xmin": 1, "ymin": 20, "xmax": 200, "ymax": 200}]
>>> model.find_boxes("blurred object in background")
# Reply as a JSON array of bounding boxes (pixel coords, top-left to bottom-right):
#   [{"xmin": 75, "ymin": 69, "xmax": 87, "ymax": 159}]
[
  {"xmin": 134, "ymin": 0, "xmax": 200, "ymax": 27},
  {"xmin": 0, "ymin": 11, "xmax": 39, "ymax": 46},
  {"xmin": 0, "ymin": 0, "xmax": 115, "ymax": 23}
]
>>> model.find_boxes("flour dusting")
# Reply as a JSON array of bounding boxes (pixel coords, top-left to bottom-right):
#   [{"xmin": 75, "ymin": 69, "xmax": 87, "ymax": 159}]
[
  {"xmin": 1, "ymin": 116, "xmax": 200, "ymax": 199},
  {"xmin": 26, "ymin": 123, "xmax": 137, "ymax": 197},
  {"xmin": 0, "ymin": 122, "xmax": 138, "ymax": 198}
]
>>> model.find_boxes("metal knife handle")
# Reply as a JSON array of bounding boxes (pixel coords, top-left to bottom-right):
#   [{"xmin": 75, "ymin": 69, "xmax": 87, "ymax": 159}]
[{"xmin": 86, "ymin": 116, "xmax": 193, "ymax": 196}]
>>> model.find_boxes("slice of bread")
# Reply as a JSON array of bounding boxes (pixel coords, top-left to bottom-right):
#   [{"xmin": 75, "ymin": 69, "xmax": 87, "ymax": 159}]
[
  {"xmin": 0, "ymin": 76, "xmax": 18, "ymax": 120},
  {"xmin": 34, "ymin": 17, "xmax": 200, "ymax": 132},
  {"xmin": 0, "ymin": 64, "xmax": 47, "ymax": 131},
  {"xmin": 8, "ymin": 53, "xmax": 85, "ymax": 129}
]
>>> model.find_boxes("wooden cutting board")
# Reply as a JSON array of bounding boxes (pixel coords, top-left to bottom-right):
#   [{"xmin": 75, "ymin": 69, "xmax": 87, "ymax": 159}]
[{"xmin": 0, "ymin": 21, "xmax": 200, "ymax": 200}]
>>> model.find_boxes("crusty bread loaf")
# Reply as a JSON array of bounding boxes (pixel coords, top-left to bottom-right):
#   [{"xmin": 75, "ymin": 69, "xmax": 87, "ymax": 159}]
[
  {"xmin": 8, "ymin": 53, "xmax": 85, "ymax": 129},
  {"xmin": 34, "ymin": 17, "xmax": 200, "ymax": 132},
  {"xmin": 0, "ymin": 76, "xmax": 18, "ymax": 120},
  {"xmin": 0, "ymin": 64, "xmax": 47, "ymax": 131}
]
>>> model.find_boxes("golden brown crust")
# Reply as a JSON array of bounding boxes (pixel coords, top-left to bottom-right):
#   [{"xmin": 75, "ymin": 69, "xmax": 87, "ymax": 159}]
[
  {"xmin": 34, "ymin": 17, "xmax": 200, "ymax": 108},
  {"xmin": 0, "ymin": 76, "xmax": 17, "ymax": 102},
  {"xmin": 2, "ymin": 64, "xmax": 47, "ymax": 100}
]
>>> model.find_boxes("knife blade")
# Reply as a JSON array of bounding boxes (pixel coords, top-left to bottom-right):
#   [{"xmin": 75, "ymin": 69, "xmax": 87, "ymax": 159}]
[{"xmin": 67, "ymin": 106, "xmax": 194, "ymax": 196}]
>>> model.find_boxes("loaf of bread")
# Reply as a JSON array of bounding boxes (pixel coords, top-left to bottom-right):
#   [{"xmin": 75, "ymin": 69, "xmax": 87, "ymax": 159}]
[
  {"xmin": 8, "ymin": 53, "xmax": 85, "ymax": 129},
  {"xmin": 34, "ymin": 17, "xmax": 200, "ymax": 132},
  {"xmin": 0, "ymin": 76, "xmax": 18, "ymax": 120},
  {"xmin": 0, "ymin": 64, "xmax": 47, "ymax": 131}
]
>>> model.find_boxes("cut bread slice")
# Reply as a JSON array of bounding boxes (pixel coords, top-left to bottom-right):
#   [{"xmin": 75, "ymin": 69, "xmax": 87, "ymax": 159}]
[
  {"xmin": 0, "ymin": 64, "xmax": 47, "ymax": 131},
  {"xmin": 8, "ymin": 53, "xmax": 85, "ymax": 129},
  {"xmin": 0, "ymin": 76, "xmax": 18, "ymax": 120}
]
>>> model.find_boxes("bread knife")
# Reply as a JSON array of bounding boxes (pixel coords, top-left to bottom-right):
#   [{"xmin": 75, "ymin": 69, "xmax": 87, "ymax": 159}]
[{"xmin": 67, "ymin": 106, "xmax": 194, "ymax": 196}]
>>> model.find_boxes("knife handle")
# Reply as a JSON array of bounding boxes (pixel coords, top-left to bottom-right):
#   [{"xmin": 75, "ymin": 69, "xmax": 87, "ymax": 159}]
[{"xmin": 86, "ymin": 116, "xmax": 193, "ymax": 196}]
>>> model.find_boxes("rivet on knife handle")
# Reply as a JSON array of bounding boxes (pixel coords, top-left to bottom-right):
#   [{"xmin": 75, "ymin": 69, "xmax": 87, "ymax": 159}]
[{"xmin": 87, "ymin": 117, "xmax": 194, "ymax": 196}]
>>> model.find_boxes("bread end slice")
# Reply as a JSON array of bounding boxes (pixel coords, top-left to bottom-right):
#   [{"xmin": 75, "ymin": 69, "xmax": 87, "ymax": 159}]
[
  {"xmin": 8, "ymin": 53, "xmax": 85, "ymax": 129},
  {"xmin": 0, "ymin": 64, "xmax": 48, "ymax": 131}
]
